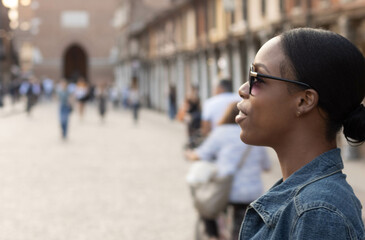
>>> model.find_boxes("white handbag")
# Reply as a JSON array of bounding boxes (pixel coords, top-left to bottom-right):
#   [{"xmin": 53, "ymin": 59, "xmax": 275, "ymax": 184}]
[{"xmin": 187, "ymin": 146, "xmax": 252, "ymax": 219}]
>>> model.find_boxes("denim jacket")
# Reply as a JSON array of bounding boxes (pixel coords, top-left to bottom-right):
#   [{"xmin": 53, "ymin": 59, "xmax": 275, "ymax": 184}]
[{"xmin": 239, "ymin": 148, "xmax": 365, "ymax": 240}]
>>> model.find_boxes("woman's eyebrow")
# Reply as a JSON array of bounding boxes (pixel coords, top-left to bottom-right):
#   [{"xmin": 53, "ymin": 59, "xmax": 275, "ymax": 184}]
[{"xmin": 253, "ymin": 63, "xmax": 270, "ymax": 74}]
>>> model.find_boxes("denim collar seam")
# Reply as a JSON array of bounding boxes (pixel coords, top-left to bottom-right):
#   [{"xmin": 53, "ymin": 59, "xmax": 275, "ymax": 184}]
[
  {"xmin": 252, "ymin": 190, "xmax": 297, "ymax": 226},
  {"xmin": 254, "ymin": 169, "xmax": 342, "ymax": 226},
  {"xmin": 294, "ymin": 168, "xmax": 343, "ymax": 198},
  {"xmin": 293, "ymin": 169, "xmax": 342, "ymax": 214},
  {"xmin": 252, "ymin": 149, "xmax": 343, "ymax": 227}
]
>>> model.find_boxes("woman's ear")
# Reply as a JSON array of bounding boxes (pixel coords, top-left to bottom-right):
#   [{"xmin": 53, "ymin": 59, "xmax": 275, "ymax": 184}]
[{"xmin": 296, "ymin": 89, "xmax": 319, "ymax": 116}]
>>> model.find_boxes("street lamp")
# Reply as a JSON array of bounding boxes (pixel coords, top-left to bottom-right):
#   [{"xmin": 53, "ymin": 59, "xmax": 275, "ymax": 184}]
[
  {"xmin": 8, "ymin": 8, "xmax": 18, "ymax": 21},
  {"xmin": 9, "ymin": 20, "xmax": 18, "ymax": 29},
  {"xmin": 20, "ymin": 0, "xmax": 31, "ymax": 6},
  {"xmin": 2, "ymin": 0, "xmax": 18, "ymax": 9}
]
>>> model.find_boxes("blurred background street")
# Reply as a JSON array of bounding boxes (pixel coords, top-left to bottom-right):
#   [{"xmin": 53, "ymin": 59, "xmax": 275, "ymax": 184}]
[
  {"xmin": 0, "ymin": 99, "xmax": 364, "ymax": 239},
  {"xmin": 0, "ymin": 98, "xmax": 196, "ymax": 240},
  {"xmin": 0, "ymin": 0, "xmax": 364, "ymax": 239}
]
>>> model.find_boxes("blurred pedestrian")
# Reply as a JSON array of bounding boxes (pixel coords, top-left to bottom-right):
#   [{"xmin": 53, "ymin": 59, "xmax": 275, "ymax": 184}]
[
  {"xmin": 167, "ymin": 85, "xmax": 177, "ymax": 120},
  {"xmin": 95, "ymin": 81, "xmax": 108, "ymax": 122},
  {"xmin": 128, "ymin": 77, "xmax": 140, "ymax": 124},
  {"xmin": 0, "ymin": 81, "xmax": 3, "ymax": 108},
  {"xmin": 57, "ymin": 79, "xmax": 73, "ymax": 139},
  {"xmin": 74, "ymin": 77, "xmax": 89, "ymax": 120},
  {"xmin": 42, "ymin": 76, "xmax": 54, "ymax": 101},
  {"xmin": 87, "ymin": 84, "xmax": 96, "ymax": 103},
  {"xmin": 9, "ymin": 77, "xmax": 21, "ymax": 105},
  {"xmin": 179, "ymin": 85, "xmax": 202, "ymax": 149},
  {"xmin": 201, "ymin": 79, "xmax": 240, "ymax": 137},
  {"xmin": 9, "ymin": 65, "xmax": 21, "ymax": 104},
  {"xmin": 186, "ymin": 102, "xmax": 271, "ymax": 240},
  {"xmin": 236, "ymin": 28, "xmax": 365, "ymax": 239},
  {"xmin": 121, "ymin": 86, "xmax": 130, "ymax": 109},
  {"xmin": 21, "ymin": 76, "xmax": 41, "ymax": 115},
  {"xmin": 109, "ymin": 84, "xmax": 120, "ymax": 109}
]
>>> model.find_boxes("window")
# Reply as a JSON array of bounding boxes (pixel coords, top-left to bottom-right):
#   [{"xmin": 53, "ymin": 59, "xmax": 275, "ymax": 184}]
[
  {"xmin": 61, "ymin": 11, "xmax": 89, "ymax": 28},
  {"xmin": 261, "ymin": 0, "xmax": 266, "ymax": 16},
  {"xmin": 242, "ymin": 0, "xmax": 247, "ymax": 20},
  {"xmin": 208, "ymin": 0, "xmax": 216, "ymax": 29},
  {"xmin": 212, "ymin": 0, "xmax": 216, "ymax": 28},
  {"xmin": 280, "ymin": 0, "xmax": 284, "ymax": 13}
]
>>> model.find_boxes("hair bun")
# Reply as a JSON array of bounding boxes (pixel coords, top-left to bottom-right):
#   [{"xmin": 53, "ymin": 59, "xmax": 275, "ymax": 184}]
[{"xmin": 343, "ymin": 104, "xmax": 365, "ymax": 144}]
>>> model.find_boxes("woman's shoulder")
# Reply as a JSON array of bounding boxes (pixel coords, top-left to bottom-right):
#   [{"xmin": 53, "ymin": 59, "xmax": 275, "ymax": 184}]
[
  {"xmin": 298, "ymin": 172, "xmax": 356, "ymax": 199},
  {"xmin": 294, "ymin": 173, "xmax": 363, "ymax": 233}
]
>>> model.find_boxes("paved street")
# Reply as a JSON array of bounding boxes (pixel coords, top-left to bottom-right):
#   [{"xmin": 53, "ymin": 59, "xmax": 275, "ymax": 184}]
[
  {"xmin": 0, "ymin": 99, "xmax": 196, "ymax": 240},
  {"xmin": 0, "ymin": 98, "xmax": 364, "ymax": 240}
]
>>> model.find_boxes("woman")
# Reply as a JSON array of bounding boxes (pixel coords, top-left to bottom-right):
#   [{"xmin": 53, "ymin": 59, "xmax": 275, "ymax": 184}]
[
  {"xmin": 96, "ymin": 81, "xmax": 108, "ymax": 122},
  {"xmin": 128, "ymin": 77, "xmax": 140, "ymax": 124},
  {"xmin": 236, "ymin": 28, "xmax": 365, "ymax": 239},
  {"xmin": 186, "ymin": 102, "xmax": 271, "ymax": 240},
  {"xmin": 74, "ymin": 77, "xmax": 89, "ymax": 120},
  {"xmin": 57, "ymin": 79, "xmax": 73, "ymax": 139},
  {"xmin": 184, "ymin": 85, "xmax": 202, "ymax": 149}
]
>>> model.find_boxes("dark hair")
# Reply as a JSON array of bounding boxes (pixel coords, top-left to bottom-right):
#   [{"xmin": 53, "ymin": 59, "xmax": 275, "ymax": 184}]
[
  {"xmin": 131, "ymin": 76, "xmax": 138, "ymax": 88},
  {"xmin": 218, "ymin": 79, "xmax": 233, "ymax": 92},
  {"xmin": 281, "ymin": 28, "xmax": 365, "ymax": 144},
  {"xmin": 218, "ymin": 102, "xmax": 239, "ymax": 125}
]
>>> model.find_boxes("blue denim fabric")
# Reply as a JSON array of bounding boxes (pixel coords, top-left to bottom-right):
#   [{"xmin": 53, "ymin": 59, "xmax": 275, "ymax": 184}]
[
  {"xmin": 239, "ymin": 148, "xmax": 365, "ymax": 240},
  {"xmin": 59, "ymin": 104, "xmax": 71, "ymax": 138}
]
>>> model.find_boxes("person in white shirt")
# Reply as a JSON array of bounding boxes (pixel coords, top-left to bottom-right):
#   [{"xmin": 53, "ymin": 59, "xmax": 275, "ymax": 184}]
[
  {"xmin": 186, "ymin": 102, "xmax": 271, "ymax": 240},
  {"xmin": 128, "ymin": 77, "xmax": 140, "ymax": 124},
  {"xmin": 201, "ymin": 79, "xmax": 241, "ymax": 137}
]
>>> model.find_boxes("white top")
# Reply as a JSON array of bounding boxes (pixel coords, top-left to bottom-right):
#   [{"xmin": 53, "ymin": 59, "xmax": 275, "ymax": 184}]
[
  {"xmin": 196, "ymin": 124, "xmax": 272, "ymax": 203},
  {"xmin": 74, "ymin": 86, "xmax": 88, "ymax": 100},
  {"xmin": 201, "ymin": 92, "xmax": 241, "ymax": 130},
  {"xmin": 128, "ymin": 89, "xmax": 140, "ymax": 105}
]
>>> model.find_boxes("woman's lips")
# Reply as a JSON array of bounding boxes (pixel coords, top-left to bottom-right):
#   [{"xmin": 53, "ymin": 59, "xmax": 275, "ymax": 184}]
[{"xmin": 235, "ymin": 111, "xmax": 247, "ymax": 124}]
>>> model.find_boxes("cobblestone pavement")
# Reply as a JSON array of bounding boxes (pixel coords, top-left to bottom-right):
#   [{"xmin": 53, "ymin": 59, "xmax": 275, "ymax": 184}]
[
  {"xmin": 0, "ymin": 99, "xmax": 364, "ymax": 240},
  {"xmin": 0, "ymin": 99, "xmax": 196, "ymax": 240}
]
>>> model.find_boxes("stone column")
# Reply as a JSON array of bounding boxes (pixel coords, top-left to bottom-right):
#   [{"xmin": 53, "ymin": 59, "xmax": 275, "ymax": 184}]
[
  {"xmin": 161, "ymin": 61, "xmax": 168, "ymax": 112},
  {"xmin": 152, "ymin": 63, "xmax": 158, "ymax": 109},
  {"xmin": 246, "ymin": 34, "xmax": 256, "ymax": 73},
  {"xmin": 198, "ymin": 51, "xmax": 209, "ymax": 103},
  {"xmin": 218, "ymin": 46, "xmax": 231, "ymax": 80},
  {"xmin": 191, "ymin": 55, "xmax": 199, "ymax": 87},
  {"xmin": 231, "ymin": 40, "xmax": 243, "ymax": 92},
  {"xmin": 207, "ymin": 49, "xmax": 218, "ymax": 96},
  {"xmin": 176, "ymin": 54, "xmax": 185, "ymax": 108},
  {"xmin": 157, "ymin": 61, "xmax": 164, "ymax": 111},
  {"xmin": 338, "ymin": 15, "xmax": 351, "ymax": 41}
]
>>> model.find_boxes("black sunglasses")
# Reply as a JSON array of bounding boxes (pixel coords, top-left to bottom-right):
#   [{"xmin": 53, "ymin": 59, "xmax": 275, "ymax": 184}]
[{"xmin": 249, "ymin": 65, "xmax": 312, "ymax": 95}]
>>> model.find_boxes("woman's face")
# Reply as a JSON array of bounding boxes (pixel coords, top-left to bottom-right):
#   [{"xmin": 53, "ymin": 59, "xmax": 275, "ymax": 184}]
[{"xmin": 236, "ymin": 37, "xmax": 299, "ymax": 146}]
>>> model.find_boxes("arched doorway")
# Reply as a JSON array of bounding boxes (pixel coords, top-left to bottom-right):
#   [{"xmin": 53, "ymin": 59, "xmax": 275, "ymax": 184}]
[{"xmin": 63, "ymin": 44, "xmax": 88, "ymax": 82}]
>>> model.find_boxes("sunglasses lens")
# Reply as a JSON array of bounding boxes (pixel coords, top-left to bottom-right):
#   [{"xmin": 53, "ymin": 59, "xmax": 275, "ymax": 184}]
[
  {"xmin": 249, "ymin": 76, "xmax": 252, "ymax": 95},
  {"xmin": 249, "ymin": 73, "xmax": 254, "ymax": 95}
]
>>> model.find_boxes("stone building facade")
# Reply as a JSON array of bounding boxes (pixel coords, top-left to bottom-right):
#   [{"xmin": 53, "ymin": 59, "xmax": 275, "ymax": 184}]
[
  {"xmin": 13, "ymin": 0, "xmax": 119, "ymax": 83},
  {"xmin": 114, "ymin": 0, "xmax": 365, "ymax": 109},
  {"xmin": 114, "ymin": 0, "xmax": 365, "ymax": 158},
  {"xmin": 0, "ymin": 1, "xmax": 18, "ymax": 95}
]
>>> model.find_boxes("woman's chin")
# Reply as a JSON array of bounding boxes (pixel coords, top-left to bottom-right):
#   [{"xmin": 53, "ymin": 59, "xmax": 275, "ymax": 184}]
[
  {"xmin": 240, "ymin": 131, "xmax": 259, "ymax": 146},
  {"xmin": 239, "ymin": 131, "xmax": 248, "ymax": 143}
]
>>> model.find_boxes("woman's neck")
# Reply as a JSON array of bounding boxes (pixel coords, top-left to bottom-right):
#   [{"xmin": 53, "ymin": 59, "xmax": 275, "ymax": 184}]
[{"xmin": 274, "ymin": 133, "xmax": 337, "ymax": 181}]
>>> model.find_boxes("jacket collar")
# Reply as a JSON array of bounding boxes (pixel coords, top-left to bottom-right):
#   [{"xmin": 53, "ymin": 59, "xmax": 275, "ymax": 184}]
[{"xmin": 250, "ymin": 148, "xmax": 343, "ymax": 227}]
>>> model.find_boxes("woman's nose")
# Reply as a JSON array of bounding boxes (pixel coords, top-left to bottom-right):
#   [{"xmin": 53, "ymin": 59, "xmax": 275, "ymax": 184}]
[{"xmin": 238, "ymin": 82, "xmax": 250, "ymax": 99}]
